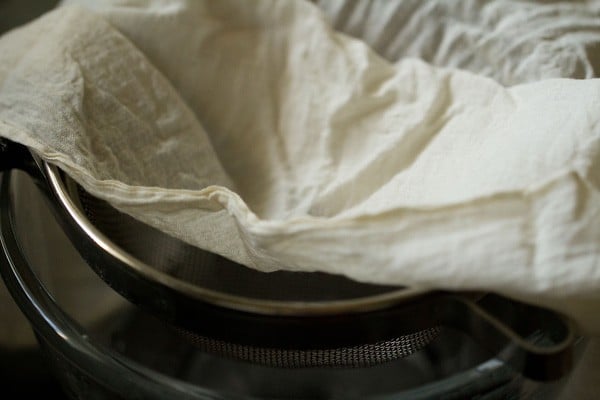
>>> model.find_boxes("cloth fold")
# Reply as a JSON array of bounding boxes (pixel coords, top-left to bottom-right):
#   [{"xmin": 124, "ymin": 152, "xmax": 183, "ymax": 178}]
[{"xmin": 1, "ymin": 0, "xmax": 600, "ymax": 335}]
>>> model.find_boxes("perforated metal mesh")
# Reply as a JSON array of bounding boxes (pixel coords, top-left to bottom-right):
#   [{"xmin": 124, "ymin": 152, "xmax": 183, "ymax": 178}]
[
  {"xmin": 75, "ymin": 186, "xmax": 399, "ymax": 302},
  {"xmin": 72, "ymin": 183, "xmax": 440, "ymax": 367},
  {"xmin": 176, "ymin": 327, "xmax": 442, "ymax": 368}
]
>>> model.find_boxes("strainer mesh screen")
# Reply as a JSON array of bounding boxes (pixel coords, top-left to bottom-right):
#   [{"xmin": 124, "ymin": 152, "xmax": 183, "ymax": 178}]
[
  {"xmin": 176, "ymin": 327, "xmax": 442, "ymax": 368},
  {"xmin": 74, "ymin": 184, "xmax": 440, "ymax": 367}
]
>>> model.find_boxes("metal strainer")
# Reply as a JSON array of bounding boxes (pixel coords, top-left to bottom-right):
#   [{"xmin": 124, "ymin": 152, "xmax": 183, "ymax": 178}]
[{"xmin": 0, "ymin": 140, "xmax": 576, "ymax": 380}]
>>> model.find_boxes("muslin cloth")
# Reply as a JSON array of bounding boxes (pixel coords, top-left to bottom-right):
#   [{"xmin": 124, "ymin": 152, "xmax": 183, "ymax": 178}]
[
  {"xmin": 316, "ymin": 0, "xmax": 600, "ymax": 85},
  {"xmin": 1, "ymin": 0, "xmax": 600, "ymax": 337}
]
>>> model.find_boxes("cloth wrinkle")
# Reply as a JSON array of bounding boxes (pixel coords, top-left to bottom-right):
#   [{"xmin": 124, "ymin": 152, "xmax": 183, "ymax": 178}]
[{"xmin": 1, "ymin": 0, "xmax": 600, "ymax": 335}]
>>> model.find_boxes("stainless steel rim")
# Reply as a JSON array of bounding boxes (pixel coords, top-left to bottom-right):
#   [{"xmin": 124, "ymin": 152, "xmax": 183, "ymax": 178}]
[{"xmin": 44, "ymin": 162, "xmax": 432, "ymax": 316}]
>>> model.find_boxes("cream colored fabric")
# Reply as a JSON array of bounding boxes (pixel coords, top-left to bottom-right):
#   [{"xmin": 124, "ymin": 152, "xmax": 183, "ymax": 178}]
[
  {"xmin": 316, "ymin": 0, "xmax": 600, "ymax": 85},
  {"xmin": 1, "ymin": 0, "xmax": 600, "ymax": 337}
]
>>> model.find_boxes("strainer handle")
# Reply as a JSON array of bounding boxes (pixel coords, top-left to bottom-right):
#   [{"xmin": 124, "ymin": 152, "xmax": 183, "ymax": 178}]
[{"xmin": 437, "ymin": 293, "xmax": 577, "ymax": 381}]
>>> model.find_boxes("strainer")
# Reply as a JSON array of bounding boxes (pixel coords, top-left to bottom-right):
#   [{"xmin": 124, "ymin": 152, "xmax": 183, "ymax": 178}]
[{"xmin": 0, "ymin": 139, "xmax": 576, "ymax": 381}]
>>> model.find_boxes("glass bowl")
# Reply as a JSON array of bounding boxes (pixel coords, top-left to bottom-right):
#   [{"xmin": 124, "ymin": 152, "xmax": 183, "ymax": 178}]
[{"xmin": 0, "ymin": 171, "xmax": 576, "ymax": 399}]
